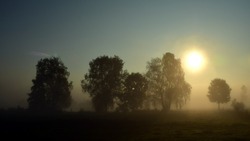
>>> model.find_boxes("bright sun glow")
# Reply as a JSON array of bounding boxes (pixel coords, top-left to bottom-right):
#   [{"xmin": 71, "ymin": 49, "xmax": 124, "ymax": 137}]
[{"xmin": 185, "ymin": 50, "xmax": 206, "ymax": 72}]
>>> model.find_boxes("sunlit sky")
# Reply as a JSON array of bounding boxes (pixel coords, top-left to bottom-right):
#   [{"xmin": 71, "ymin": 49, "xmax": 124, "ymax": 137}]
[{"xmin": 1, "ymin": 0, "xmax": 250, "ymax": 110}]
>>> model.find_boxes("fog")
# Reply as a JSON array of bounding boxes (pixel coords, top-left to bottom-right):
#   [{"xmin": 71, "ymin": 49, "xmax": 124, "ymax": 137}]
[{"xmin": 2, "ymin": 79, "xmax": 247, "ymax": 112}]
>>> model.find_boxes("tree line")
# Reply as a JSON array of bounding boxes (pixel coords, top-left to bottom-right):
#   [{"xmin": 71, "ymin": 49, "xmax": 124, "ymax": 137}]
[{"xmin": 27, "ymin": 52, "xmax": 240, "ymax": 112}]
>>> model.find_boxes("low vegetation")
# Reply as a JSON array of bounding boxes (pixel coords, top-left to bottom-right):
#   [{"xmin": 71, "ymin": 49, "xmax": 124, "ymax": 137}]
[{"xmin": 1, "ymin": 110, "xmax": 250, "ymax": 140}]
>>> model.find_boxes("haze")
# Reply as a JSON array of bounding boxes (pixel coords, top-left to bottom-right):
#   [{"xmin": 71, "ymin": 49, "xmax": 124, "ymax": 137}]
[{"xmin": 1, "ymin": 0, "xmax": 250, "ymax": 110}]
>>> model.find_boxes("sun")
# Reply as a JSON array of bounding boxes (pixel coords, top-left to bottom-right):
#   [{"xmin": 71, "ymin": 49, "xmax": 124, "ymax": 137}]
[{"xmin": 184, "ymin": 50, "xmax": 205, "ymax": 72}]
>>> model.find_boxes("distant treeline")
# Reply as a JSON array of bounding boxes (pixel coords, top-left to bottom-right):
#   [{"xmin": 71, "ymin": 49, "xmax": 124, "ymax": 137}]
[{"xmin": 26, "ymin": 52, "xmax": 247, "ymax": 113}]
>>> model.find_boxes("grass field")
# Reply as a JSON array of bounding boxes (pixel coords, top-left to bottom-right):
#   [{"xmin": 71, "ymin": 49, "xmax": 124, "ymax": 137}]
[{"xmin": 1, "ymin": 110, "xmax": 250, "ymax": 140}]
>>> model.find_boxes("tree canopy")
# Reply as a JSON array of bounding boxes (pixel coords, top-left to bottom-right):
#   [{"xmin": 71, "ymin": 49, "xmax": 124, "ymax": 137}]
[
  {"xmin": 81, "ymin": 55, "xmax": 124, "ymax": 112},
  {"xmin": 118, "ymin": 73, "xmax": 148, "ymax": 112},
  {"xmin": 146, "ymin": 52, "xmax": 191, "ymax": 111},
  {"xmin": 207, "ymin": 78, "xmax": 231, "ymax": 109},
  {"xmin": 27, "ymin": 57, "xmax": 72, "ymax": 112}
]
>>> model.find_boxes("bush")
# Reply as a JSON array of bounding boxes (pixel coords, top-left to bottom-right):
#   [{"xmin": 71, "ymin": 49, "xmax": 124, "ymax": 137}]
[{"xmin": 231, "ymin": 99, "xmax": 245, "ymax": 112}]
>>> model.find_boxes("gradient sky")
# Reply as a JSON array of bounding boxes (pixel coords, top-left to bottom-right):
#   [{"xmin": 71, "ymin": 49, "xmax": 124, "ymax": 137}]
[{"xmin": 1, "ymin": 0, "xmax": 250, "ymax": 110}]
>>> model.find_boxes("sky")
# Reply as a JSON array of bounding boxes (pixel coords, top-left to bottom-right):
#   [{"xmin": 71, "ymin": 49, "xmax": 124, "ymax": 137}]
[{"xmin": 1, "ymin": 0, "xmax": 250, "ymax": 110}]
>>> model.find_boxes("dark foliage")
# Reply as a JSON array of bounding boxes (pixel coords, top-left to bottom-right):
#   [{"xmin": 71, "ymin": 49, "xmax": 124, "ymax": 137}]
[
  {"xmin": 118, "ymin": 73, "xmax": 148, "ymax": 112},
  {"xmin": 27, "ymin": 57, "xmax": 72, "ymax": 112},
  {"xmin": 231, "ymin": 99, "xmax": 245, "ymax": 112},
  {"xmin": 81, "ymin": 55, "xmax": 124, "ymax": 112},
  {"xmin": 207, "ymin": 78, "xmax": 231, "ymax": 109}
]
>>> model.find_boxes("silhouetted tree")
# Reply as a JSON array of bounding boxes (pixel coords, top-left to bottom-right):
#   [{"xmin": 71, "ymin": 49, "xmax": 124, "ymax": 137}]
[
  {"xmin": 27, "ymin": 57, "xmax": 72, "ymax": 112},
  {"xmin": 145, "ymin": 58, "xmax": 162, "ymax": 110},
  {"xmin": 146, "ymin": 52, "xmax": 191, "ymax": 112},
  {"xmin": 207, "ymin": 78, "xmax": 231, "ymax": 110},
  {"xmin": 81, "ymin": 55, "xmax": 124, "ymax": 112},
  {"xmin": 118, "ymin": 73, "xmax": 148, "ymax": 112}
]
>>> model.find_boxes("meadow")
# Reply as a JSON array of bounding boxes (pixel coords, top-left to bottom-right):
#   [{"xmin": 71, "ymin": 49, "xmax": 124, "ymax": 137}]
[{"xmin": 1, "ymin": 110, "xmax": 250, "ymax": 140}]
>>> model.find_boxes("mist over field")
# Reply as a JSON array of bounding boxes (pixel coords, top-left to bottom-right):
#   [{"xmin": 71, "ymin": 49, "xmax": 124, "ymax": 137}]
[
  {"xmin": 1, "ymin": 0, "xmax": 250, "ymax": 140},
  {"xmin": 1, "ymin": 0, "xmax": 250, "ymax": 112}
]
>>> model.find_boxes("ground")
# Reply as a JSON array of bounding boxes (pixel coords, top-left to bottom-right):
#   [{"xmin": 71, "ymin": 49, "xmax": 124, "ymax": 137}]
[{"xmin": 1, "ymin": 110, "xmax": 250, "ymax": 140}]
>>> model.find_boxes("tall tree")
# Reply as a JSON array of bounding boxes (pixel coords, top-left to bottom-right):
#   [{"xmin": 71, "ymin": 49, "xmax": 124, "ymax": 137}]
[
  {"xmin": 27, "ymin": 57, "xmax": 72, "ymax": 111},
  {"xmin": 81, "ymin": 55, "xmax": 124, "ymax": 112},
  {"xmin": 145, "ymin": 58, "xmax": 163, "ymax": 110},
  {"xmin": 207, "ymin": 78, "xmax": 231, "ymax": 110},
  {"xmin": 118, "ymin": 73, "xmax": 148, "ymax": 112},
  {"xmin": 146, "ymin": 52, "xmax": 191, "ymax": 112}
]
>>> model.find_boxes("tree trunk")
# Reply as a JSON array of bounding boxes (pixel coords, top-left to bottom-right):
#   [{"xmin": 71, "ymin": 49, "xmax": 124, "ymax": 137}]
[
  {"xmin": 166, "ymin": 93, "xmax": 172, "ymax": 111},
  {"xmin": 167, "ymin": 102, "xmax": 171, "ymax": 111},
  {"xmin": 218, "ymin": 103, "xmax": 220, "ymax": 110},
  {"xmin": 161, "ymin": 93, "xmax": 166, "ymax": 111},
  {"xmin": 167, "ymin": 98, "xmax": 172, "ymax": 111},
  {"xmin": 161, "ymin": 92, "xmax": 172, "ymax": 112}
]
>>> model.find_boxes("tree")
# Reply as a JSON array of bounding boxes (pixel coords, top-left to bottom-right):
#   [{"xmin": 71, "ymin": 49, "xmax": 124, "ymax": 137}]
[
  {"xmin": 240, "ymin": 85, "xmax": 247, "ymax": 104},
  {"xmin": 146, "ymin": 52, "xmax": 191, "ymax": 112},
  {"xmin": 174, "ymin": 81, "xmax": 191, "ymax": 109},
  {"xmin": 81, "ymin": 55, "xmax": 124, "ymax": 112},
  {"xmin": 231, "ymin": 98, "xmax": 245, "ymax": 112},
  {"xmin": 118, "ymin": 73, "xmax": 148, "ymax": 112},
  {"xmin": 145, "ymin": 58, "xmax": 162, "ymax": 110},
  {"xmin": 27, "ymin": 57, "xmax": 72, "ymax": 112},
  {"xmin": 207, "ymin": 78, "xmax": 231, "ymax": 110}
]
